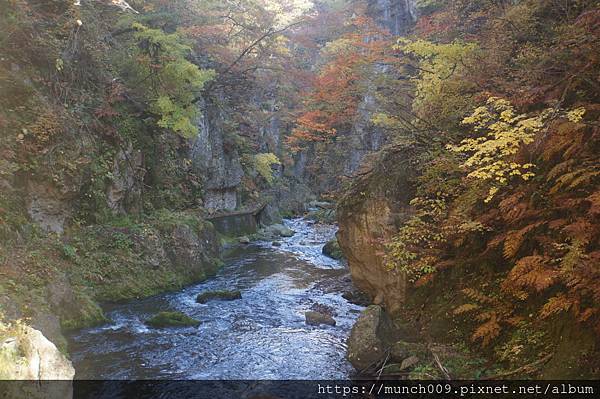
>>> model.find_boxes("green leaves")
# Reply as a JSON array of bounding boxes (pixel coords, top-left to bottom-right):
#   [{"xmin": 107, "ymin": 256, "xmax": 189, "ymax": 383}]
[
  {"xmin": 153, "ymin": 96, "xmax": 197, "ymax": 138},
  {"xmin": 254, "ymin": 153, "xmax": 281, "ymax": 185},
  {"xmin": 126, "ymin": 23, "xmax": 216, "ymax": 137}
]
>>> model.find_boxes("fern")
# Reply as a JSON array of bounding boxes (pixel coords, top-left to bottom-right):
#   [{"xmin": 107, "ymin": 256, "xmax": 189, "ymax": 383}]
[
  {"xmin": 549, "ymin": 164, "xmax": 600, "ymax": 194},
  {"xmin": 453, "ymin": 303, "xmax": 480, "ymax": 315},
  {"xmin": 462, "ymin": 288, "xmax": 494, "ymax": 305},
  {"xmin": 540, "ymin": 294, "xmax": 575, "ymax": 319},
  {"xmin": 506, "ymin": 256, "xmax": 556, "ymax": 292},
  {"xmin": 587, "ymin": 191, "xmax": 600, "ymax": 216},
  {"xmin": 498, "ymin": 192, "xmax": 527, "ymax": 223},
  {"xmin": 503, "ymin": 222, "xmax": 543, "ymax": 259},
  {"xmin": 472, "ymin": 315, "xmax": 501, "ymax": 347}
]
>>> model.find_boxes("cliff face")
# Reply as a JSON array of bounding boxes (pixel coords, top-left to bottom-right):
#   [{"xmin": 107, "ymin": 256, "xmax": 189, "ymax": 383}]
[
  {"xmin": 301, "ymin": 0, "xmax": 417, "ymax": 194},
  {"xmin": 335, "ymin": 0, "xmax": 418, "ymax": 313},
  {"xmin": 191, "ymin": 98, "xmax": 245, "ymax": 211},
  {"xmin": 367, "ymin": 0, "xmax": 417, "ymax": 35},
  {"xmin": 337, "ymin": 146, "xmax": 416, "ymax": 314}
]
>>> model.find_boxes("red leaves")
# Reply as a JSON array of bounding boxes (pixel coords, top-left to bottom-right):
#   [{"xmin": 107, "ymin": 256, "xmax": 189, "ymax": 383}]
[{"xmin": 287, "ymin": 15, "xmax": 394, "ymax": 150}]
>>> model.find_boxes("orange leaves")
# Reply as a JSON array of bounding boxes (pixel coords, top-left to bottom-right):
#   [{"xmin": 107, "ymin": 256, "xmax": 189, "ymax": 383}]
[
  {"xmin": 472, "ymin": 315, "xmax": 501, "ymax": 347},
  {"xmin": 453, "ymin": 303, "xmax": 480, "ymax": 315},
  {"xmin": 562, "ymin": 218, "xmax": 595, "ymax": 245},
  {"xmin": 498, "ymin": 192, "xmax": 527, "ymax": 224},
  {"xmin": 587, "ymin": 191, "xmax": 600, "ymax": 217},
  {"xmin": 540, "ymin": 293, "xmax": 575, "ymax": 319},
  {"xmin": 286, "ymin": 14, "xmax": 395, "ymax": 150},
  {"xmin": 95, "ymin": 82, "xmax": 126, "ymax": 120},
  {"xmin": 503, "ymin": 222, "xmax": 544, "ymax": 259},
  {"xmin": 505, "ymin": 256, "xmax": 557, "ymax": 293}
]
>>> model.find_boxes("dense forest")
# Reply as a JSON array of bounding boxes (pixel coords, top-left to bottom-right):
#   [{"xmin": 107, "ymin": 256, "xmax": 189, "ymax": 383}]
[{"xmin": 1, "ymin": 0, "xmax": 599, "ymax": 391}]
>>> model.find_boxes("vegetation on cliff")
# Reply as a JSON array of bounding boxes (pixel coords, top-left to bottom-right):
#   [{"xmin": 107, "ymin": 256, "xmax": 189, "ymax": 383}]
[
  {"xmin": 333, "ymin": 0, "xmax": 600, "ymax": 378},
  {"xmin": 0, "ymin": 0, "xmax": 311, "ymax": 355}
]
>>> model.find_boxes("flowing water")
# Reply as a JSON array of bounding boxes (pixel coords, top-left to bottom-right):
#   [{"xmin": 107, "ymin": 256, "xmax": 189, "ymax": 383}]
[{"xmin": 68, "ymin": 218, "xmax": 363, "ymax": 380}]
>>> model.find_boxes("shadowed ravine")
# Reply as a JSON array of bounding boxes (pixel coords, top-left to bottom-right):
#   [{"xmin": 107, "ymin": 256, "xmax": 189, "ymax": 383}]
[{"xmin": 68, "ymin": 219, "xmax": 363, "ymax": 379}]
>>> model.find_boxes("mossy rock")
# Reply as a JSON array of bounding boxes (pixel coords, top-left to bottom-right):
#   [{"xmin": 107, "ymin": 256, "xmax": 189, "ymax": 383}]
[
  {"xmin": 145, "ymin": 311, "xmax": 200, "ymax": 328},
  {"xmin": 322, "ymin": 239, "xmax": 344, "ymax": 260},
  {"xmin": 196, "ymin": 290, "xmax": 242, "ymax": 304}
]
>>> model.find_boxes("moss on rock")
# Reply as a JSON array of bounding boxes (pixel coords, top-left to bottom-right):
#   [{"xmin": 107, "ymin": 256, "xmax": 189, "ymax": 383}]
[
  {"xmin": 145, "ymin": 311, "xmax": 200, "ymax": 328},
  {"xmin": 322, "ymin": 239, "xmax": 344, "ymax": 260}
]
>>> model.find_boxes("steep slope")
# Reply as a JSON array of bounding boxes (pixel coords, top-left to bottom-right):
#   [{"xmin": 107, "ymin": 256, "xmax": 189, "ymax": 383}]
[
  {"xmin": 336, "ymin": 0, "xmax": 600, "ymax": 378},
  {"xmin": 0, "ymin": 0, "xmax": 314, "ymax": 362}
]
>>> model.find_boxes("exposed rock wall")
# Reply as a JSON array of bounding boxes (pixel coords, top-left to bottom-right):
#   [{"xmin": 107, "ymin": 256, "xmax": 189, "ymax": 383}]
[
  {"xmin": 302, "ymin": 0, "xmax": 417, "ymax": 194},
  {"xmin": 191, "ymin": 98, "xmax": 244, "ymax": 211},
  {"xmin": 367, "ymin": 0, "xmax": 417, "ymax": 35},
  {"xmin": 106, "ymin": 143, "xmax": 144, "ymax": 215},
  {"xmin": 337, "ymin": 145, "xmax": 417, "ymax": 314}
]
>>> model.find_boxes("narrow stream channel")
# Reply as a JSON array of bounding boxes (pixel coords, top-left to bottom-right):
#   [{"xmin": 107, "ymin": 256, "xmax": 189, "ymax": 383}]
[{"xmin": 68, "ymin": 218, "xmax": 363, "ymax": 380}]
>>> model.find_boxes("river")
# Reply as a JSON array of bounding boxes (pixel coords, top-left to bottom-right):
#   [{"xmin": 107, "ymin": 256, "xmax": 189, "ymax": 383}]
[{"xmin": 67, "ymin": 218, "xmax": 363, "ymax": 380}]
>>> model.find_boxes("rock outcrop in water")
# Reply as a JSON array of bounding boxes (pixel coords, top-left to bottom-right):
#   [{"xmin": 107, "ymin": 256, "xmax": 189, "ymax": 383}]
[
  {"xmin": 196, "ymin": 290, "xmax": 242, "ymax": 304},
  {"xmin": 305, "ymin": 311, "xmax": 336, "ymax": 327},
  {"xmin": 145, "ymin": 312, "xmax": 201, "ymax": 328}
]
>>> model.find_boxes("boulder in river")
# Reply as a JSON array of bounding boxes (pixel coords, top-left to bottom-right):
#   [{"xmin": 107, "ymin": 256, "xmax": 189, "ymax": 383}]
[
  {"xmin": 305, "ymin": 311, "xmax": 336, "ymax": 326},
  {"xmin": 310, "ymin": 302, "xmax": 337, "ymax": 317},
  {"xmin": 322, "ymin": 239, "xmax": 343, "ymax": 260},
  {"xmin": 145, "ymin": 312, "xmax": 200, "ymax": 328},
  {"xmin": 238, "ymin": 236, "xmax": 250, "ymax": 244},
  {"xmin": 265, "ymin": 224, "xmax": 295, "ymax": 238},
  {"xmin": 196, "ymin": 290, "xmax": 242, "ymax": 304},
  {"xmin": 272, "ymin": 241, "xmax": 282, "ymax": 247},
  {"xmin": 346, "ymin": 305, "xmax": 395, "ymax": 372}
]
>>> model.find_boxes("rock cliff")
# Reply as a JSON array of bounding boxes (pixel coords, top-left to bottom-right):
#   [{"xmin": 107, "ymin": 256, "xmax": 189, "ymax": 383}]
[{"xmin": 337, "ymin": 145, "xmax": 417, "ymax": 314}]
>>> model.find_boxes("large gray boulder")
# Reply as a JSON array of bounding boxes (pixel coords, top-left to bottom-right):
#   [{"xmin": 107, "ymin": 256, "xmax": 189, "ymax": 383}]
[
  {"xmin": 346, "ymin": 305, "xmax": 395, "ymax": 372},
  {"xmin": 305, "ymin": 311, "xmax": 336, "ymax": 326},
  {"xmin": 265, "ymin": 224, "xmax": 295, "ymax": 238}
]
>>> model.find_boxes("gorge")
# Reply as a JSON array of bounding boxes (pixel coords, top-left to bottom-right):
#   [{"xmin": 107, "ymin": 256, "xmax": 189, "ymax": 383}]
[{"xmin": 1, "ymin": 0, "xmax": 599, "ymax": 395}]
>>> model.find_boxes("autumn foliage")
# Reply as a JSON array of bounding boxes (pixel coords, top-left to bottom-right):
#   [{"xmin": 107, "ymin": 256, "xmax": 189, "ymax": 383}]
[
  {"xmin": 287, "ymin": 16, "xmax": 395, "ymax": 150},
  {"xmin": 371, "ymin": 0, "xmax": 600, "ymax": 357}
]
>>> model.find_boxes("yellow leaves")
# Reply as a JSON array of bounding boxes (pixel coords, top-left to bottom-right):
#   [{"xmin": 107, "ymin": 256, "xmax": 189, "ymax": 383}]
[
  {"xmin": 448, "ymin": 97, "xmax": 549, "ymax": 201},
  {"xmin": 485, "ymin": 187, "xmax": 499, "ymax": 203},
  {"xmin": 567, "ymin": 107, "xmax": 586, "ymax": 123},
  {"xmin": 254, "ymin": 153, "xmax": 281, "ymax": 185}
]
